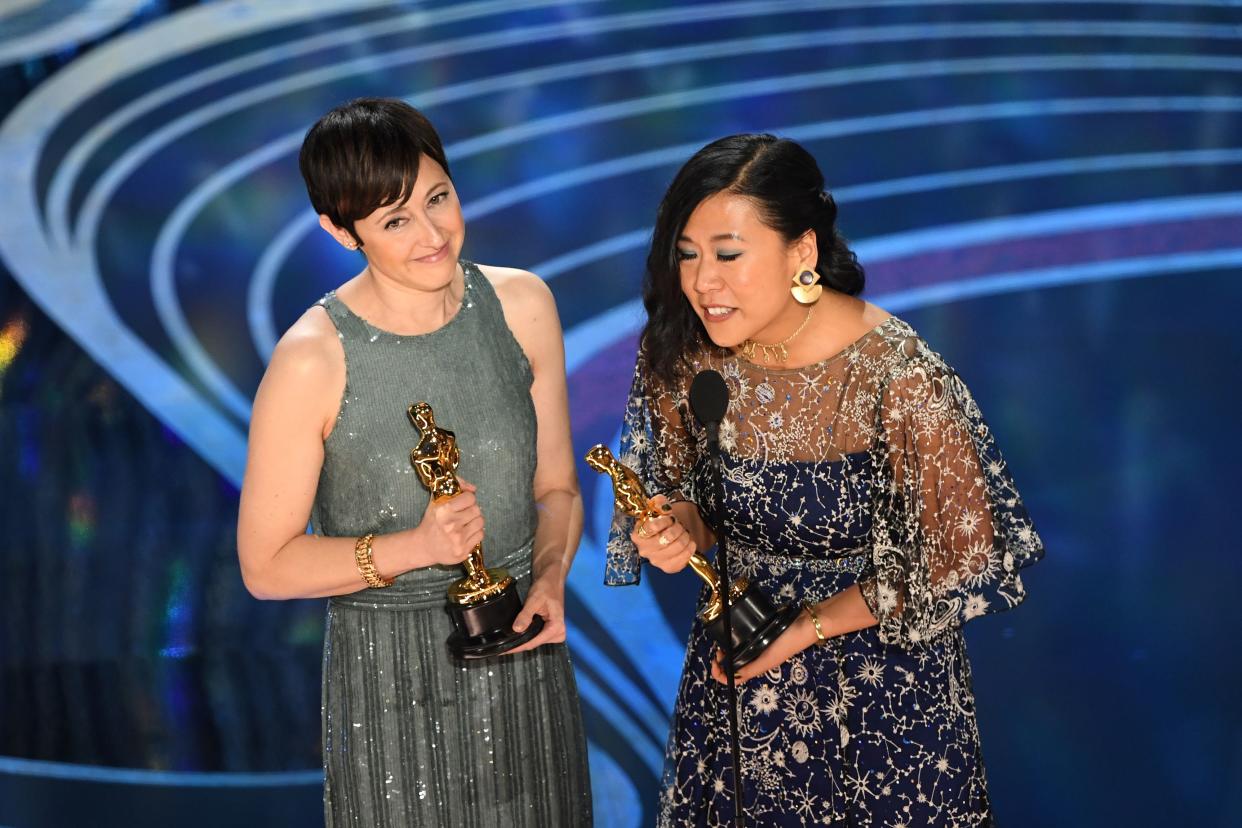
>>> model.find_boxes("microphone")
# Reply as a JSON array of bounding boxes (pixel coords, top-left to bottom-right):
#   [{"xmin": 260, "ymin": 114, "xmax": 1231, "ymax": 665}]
[
  {"xmin": 689, "ymin": 368, "xmax": 744, "ymax": 826},
  {"xmin": 689, "ymin": 369, "xmax": 729, "ymax": 436}
]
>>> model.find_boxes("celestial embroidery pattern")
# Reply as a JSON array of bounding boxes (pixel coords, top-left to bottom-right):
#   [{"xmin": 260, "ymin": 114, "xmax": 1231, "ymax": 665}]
[{"xmin": 606, "ymin": 316, "xmax": 1043, "ymax": 825}]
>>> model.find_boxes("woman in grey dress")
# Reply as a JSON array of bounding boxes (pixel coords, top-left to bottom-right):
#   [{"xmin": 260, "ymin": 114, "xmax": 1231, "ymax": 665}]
[{"xmin": 236, "ymin": 98, "xmax": 592, "ymax": 826}]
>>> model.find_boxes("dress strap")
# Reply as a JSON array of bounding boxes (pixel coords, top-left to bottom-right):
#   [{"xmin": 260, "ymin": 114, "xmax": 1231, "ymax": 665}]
[{"xmin": 317, "ymin": 291, "xmax": 370, "ymax": 341}]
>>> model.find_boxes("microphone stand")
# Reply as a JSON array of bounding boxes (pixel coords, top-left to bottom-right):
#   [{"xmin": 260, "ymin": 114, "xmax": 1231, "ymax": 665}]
[{"xmin": 704, "ymin": 419, "xmax": 745, "ymax": 827}]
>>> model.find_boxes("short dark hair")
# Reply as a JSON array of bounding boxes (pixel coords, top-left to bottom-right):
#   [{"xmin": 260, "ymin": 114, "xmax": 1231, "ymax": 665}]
[
  {"xmin": 298, "ymin": 97, "xmax": 451, "ymax": 246},
  {"xmin": 641, "ymin": 133, "xmax": 865, "ymax": 387}
]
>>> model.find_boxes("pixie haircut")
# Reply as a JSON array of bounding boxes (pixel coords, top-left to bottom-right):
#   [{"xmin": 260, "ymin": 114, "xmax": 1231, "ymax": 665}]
[
  {"xmin": 299, "ymin": 97, "xmax": 451, "ymax": 246},
  {"xmin": 641, "ymin": 133, "xmax": 865, "ymax": 387}
]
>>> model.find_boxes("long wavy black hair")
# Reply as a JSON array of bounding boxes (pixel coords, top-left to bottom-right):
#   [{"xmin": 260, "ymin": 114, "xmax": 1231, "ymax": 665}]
[{"xmin": 641, "ymin": 134, "xmax": 864, "ymax": 388}]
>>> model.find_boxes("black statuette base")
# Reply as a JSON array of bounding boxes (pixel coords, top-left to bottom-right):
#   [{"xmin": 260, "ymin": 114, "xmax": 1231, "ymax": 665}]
[
  {"xmin": 445, "ymin": 581, "xmax": 543, "ymax": 659},
  {"xmin": 705, "ymin": 586, "xmax": 802, "ymax": 670}
]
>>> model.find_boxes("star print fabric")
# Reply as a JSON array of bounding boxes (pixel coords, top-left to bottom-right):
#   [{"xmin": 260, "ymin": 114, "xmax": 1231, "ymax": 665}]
[{"xmin": 605, "ymin": 316, "xmax": 1043, "ymax": 825}]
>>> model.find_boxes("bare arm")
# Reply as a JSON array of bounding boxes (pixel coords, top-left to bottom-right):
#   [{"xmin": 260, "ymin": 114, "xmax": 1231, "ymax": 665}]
[
  {"xmin": 236, "ymin": 308, "xmax": 479, "ymax": 600},
  {"xmin": 487, "ymin": 266, "xmax": 583, "ymax": 649},
  {"xmin": 711, "ymin": 585, "xmax": 879, "ymax": 683}
]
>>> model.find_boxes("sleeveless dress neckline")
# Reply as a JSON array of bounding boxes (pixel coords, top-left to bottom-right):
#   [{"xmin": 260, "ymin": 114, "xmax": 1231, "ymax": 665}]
[{"xmin": 324, "ymin": 260, "xmax": 478, "ymax": 341}]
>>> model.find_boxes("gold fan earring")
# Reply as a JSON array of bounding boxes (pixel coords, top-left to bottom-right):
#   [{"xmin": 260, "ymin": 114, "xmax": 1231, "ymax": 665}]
[{"xmin": 791, "ymin": 269, "xmax": 822, "ymax": 304}]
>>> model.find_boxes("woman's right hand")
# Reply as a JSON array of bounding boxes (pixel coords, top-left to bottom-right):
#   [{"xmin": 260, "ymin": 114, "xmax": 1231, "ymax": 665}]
[
  {"xmin": 413, "ymin": 478, "xmax": 485, "ymax": 566},
  {"xmin": 630, "ymin": 494, "xmax": 697, "ymax": 573}
]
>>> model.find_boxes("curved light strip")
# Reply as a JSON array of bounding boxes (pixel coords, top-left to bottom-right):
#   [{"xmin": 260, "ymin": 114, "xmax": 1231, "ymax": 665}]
[
  {"xmin": 559, "ymin": 467, "xmax": 702, "ymax": 780},
  {"xmin": 240, "ymin": 46, "xmax": 1242, "ymax": 356},
  {"xmin": 563, "ymin": 621, "xmax": 670, "ymax": 763},
  {"xmin": 136, "ymin": 2, "xmax": 634, "ymax": 424},
  {"xmin": 112, "ymin": 6, "xmax": 880, "ymax": 425},
  {"xmin": 853, "ymin": 191, "xmax": 1242, "ymax": 260},
  {"xmin": 557, "ymin": 243, "xmax": 1242, "ymax": 395},
  {"xmin": 580, "ymin": 744, "xmax": 642, "ymax": 828},
  {"xmin": 44, "ymin": 0, "xmax": 592, "ymax": 245},
  {"xmin": 562, "ymin": 298, "xmax": 646, "ymax": 378},
  {"xmin": 72, "ymin": 1, "xmax": 861, "ymax": 240},
  {"xmin": 246, "ymin": 45, "xmax": 1242, "ymax": 357},
  {"xmin": 11, "ymin": 0, "xmax": 394, "ymax": 225},
  {"xmin": 534, "ymin": 231, "xmax": 656, "ymax": 288},
  {"xmin": 0, "ymin": 0, "xmax": 146, "ymax": 66},
  {"xmin": 533, "ymin": 148, "xmax": 1242, "ymax": 280},
  {"xmin": 0, "ymin": 0, "xmax": 40, "ymax": 23},
  {"xmin": 253, "ymin": 41, "xmax": 1198, "ymax": 357},
  {"xmin": 4, "ymin": 1, "xmax": 1237, "ymax": 479},
  {"xmin": 0, "ymin": 1, "xmax": 407, "ymax": 486},
  {"xmin": 831, "ymin": 146, "xmax": 1242, "ymax": 204},
  {"xmin": 445, "ymin": 32, "xmax": 1242, "ymax": 160},
  {"xmin": 874, "ymin": 248, "xmax": 1242, "ymax": 311},
  {"xmin": 52, "ymin": 1, "xmax": 1234, "ymax": 238},
  {"xmin": 461, "ymin": 95, "xmax": 1242, "ymax": 220},
  {"xmin": 573, "ymin": 474, "xmax": 689, "ymax": 717},
  {"xmin": 7, "ymin": 1, "xmax": 1232, "ymax": 466},
  {"xmin": 0, "ymin": 754, "xmax": 322, "ymax": 786},
  {"xmin": 0, "ymin": 241, "xmax": 247, "ymax": 484},
  {"xmin": 253, "ymin": 94, "xmax": 1242, "ymax": 364},
  {"xmin": 563, "ymin": 299, "xmax": 647, "ymax": 376},
  {"xmin": 86, "ymin": 12, "xmax": 1242, "ymax": 244},
  {"xmin": 151, "ymin": 143, "xmax": 296, "ymax": 419}
]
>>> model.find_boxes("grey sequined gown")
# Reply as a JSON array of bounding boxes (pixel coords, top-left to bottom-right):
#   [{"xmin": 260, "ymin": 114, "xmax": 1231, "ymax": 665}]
[{"xmin": 311, "ymin": 261, "xmax": 592, "ymax": 826}]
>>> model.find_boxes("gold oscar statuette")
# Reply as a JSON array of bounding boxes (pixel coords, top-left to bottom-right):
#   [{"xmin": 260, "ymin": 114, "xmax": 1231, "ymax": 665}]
[
  {"xmin": 584, "ymin": 444, "xmax": 744, "ymax": 623},
  {"xmin": 585, "ymin": 444, "xmax": 801, "ymax": 668},
  {"xmin": 409, "ymin": 402, "xmax": 541, "ymax": 658}
]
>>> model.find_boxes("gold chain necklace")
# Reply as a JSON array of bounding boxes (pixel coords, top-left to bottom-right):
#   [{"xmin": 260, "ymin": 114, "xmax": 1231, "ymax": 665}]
[{"xmin": 740, "ymin": 305, "xmax": 814, "ymax": 364}]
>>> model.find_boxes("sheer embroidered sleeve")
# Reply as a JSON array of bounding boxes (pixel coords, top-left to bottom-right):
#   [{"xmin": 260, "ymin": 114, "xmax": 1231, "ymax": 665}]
[
  {"xmin": 604, "ymin": 356, "xmax": 701, "ymax": 586},
  {"xmin": 861, "ymin": 338, "xmax": 1045, "ymax": 646}
]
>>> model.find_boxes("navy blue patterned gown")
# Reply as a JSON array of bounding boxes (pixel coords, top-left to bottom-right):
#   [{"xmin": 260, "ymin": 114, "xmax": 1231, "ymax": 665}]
[{"xmin": 606, "ymin": 317, "xmax": 1043, "ymax": 826}]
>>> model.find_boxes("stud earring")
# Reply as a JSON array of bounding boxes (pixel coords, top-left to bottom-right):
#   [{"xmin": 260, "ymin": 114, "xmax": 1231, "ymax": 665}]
[{"xmin": 791, "ymin": 269, "xmax": 822, "ymax": 304}]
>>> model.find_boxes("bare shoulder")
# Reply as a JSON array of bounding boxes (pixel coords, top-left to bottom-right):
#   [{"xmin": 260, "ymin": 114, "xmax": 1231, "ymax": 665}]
[
  {"xmin": 476, "ymin": 263, "xmax": 554, "ymax": 312},
  {"xmin": 475, "ymin": 263, "xmax": 563, "ymax": 369},
  {"xmin": 859, "ymin": 299, "xmax": 894, "ymax": 329},
  {"xmin": 257, "ymin": 307, "xmax": 344, "ymax": 426},
  {"xmin": 266, "ymin": 304, "xmax": 343, "ymax": 381},
  {"xmin": 818, "ymin": 295, "xmax": 895, "ymax": 351},
  {"xmin": 475, "ymin": 262, "xmax": 559, "ymax": 334},
  {"xmin": 249, "ymin": 303, "xmax": 346, "ymax": 440}
]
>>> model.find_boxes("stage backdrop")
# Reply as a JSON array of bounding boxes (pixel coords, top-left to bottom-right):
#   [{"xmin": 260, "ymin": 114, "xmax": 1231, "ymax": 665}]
[{"xmin": 1, "ymin": 1, "xmax": 1239, "ymax": 826}]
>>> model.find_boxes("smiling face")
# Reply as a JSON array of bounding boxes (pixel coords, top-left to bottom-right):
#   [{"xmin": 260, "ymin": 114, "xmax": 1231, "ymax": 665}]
[
  {"xmin": 677, "ymin": 191, "xmax": 815, "ymax": 349},
  {"xmin": 318, "ymin": 153, "xmax": 464, "ymax": 291}
]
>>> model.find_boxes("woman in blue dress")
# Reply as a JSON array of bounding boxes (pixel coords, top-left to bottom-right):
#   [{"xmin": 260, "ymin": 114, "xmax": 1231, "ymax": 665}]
[{"xmin": 607, "ymin": 134, "xmax": 1044, "ymax": 826}]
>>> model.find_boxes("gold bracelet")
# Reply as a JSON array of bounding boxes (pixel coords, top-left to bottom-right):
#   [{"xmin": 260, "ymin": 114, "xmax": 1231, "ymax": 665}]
[
  {"xmin": 802, "ymin": 601, "xmax": 827, "ymax": 645},
  {"xmin": 354, "ymin": 533, "xmax": 394, "ymax": 588}
]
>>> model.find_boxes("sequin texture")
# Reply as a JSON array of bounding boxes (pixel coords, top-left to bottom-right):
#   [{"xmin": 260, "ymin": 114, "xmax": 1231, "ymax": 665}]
[{"xmin": 314, "ymin": 262, "xmax": 592, "ymax": 825}]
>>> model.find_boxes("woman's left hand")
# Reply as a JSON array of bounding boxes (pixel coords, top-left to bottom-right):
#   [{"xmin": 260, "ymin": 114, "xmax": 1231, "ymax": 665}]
[
  {"xmin": 504, "ymin": 573, "xmax": 567, "ymax": 654},
  {"xmin": 710, "ymin": 613, "xmax": 817, "ymax": 684}
]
